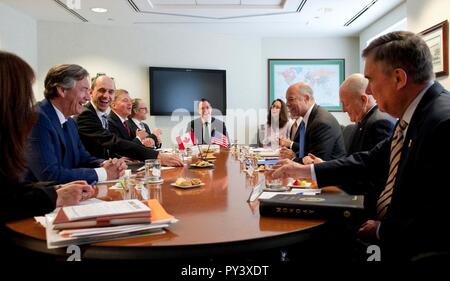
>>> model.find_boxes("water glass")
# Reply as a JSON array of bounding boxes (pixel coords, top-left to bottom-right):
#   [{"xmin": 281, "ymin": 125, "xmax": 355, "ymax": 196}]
[
  {"xmin": 264, "ymin": 171, "xmax": 282, "ymax": 189},
  {"xmin": 145, "ymin": 159, "xmax": 161, "ymax": 181}
]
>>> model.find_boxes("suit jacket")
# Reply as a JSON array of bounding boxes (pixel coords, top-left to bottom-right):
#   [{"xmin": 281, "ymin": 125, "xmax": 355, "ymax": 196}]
[
  {"xmin": 127, "ymin": 118, "xmax": 161, "ymax": 148},
  {"xmin": 294, "ymin": 104, "xmax": 346, "ymax": 162},
  {"xmin": 75, "ymin": 103, "xmax": 159, "ymax": 161},
  {"xmin": 343, "ymin": 106, "xmax": 396, "ymax": 215},
  {"xmin": 314, "ymin": 82, "xmax": 450, "ymax": 261},
  {"xmin": 348, "ymin": 105, "xmax": 396, "ymax": 154},
  {"xmin": 1, "ymin": 179, "xmax": 56, "ymax": 223},
  {"xmin": 108, "ymin": 111, "xmax": 141, "ymax": 144},
  {"xmin": 187, "ymin": 117, "xmax": 228, "ymax": 145},
  {"xmin": 24, "ymin": 99, "xmax": 102, "ymax": 184}
]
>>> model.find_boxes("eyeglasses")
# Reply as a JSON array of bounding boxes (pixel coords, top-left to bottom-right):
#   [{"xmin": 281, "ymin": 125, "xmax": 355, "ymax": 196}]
[{"xmin": 138, "ymin": 107, "xmax": 148, "ymax": 112}]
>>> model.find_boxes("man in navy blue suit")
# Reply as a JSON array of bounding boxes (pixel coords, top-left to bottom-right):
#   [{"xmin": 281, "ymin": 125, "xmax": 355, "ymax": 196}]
[{"xmin": 24, "ymin": 64, "xmax": 126, "ymax": 184}]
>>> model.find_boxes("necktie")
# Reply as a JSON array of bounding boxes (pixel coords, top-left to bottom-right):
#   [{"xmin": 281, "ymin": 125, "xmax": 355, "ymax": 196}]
[
  {"xmin": 290, "ymin": 121, "xmax": 298, "ymax": 141},
  {"xmin": 101, "ymin": 114, "xmax": 108, "ymax": 129},
  {"xmin": 298, "ymin": 120, "xmax": 306, "ymax": 158},
  {"xmin": 139, "ymin": 122, "xmax": 145, "ymax": 130},
  {"xmin": 376, "ymin": 119, "xmax": 408, "ymax": 219},
  {"xmin": 62, "ymin": 122, "xmax": 75, "ymax": 167},
  {"xmin": 123, "ymin": 121, "xmax": 131, "ymax": 137},
  {"xmin": 203, "ymin": 122, "xmax": 211, "ymax": 144}
]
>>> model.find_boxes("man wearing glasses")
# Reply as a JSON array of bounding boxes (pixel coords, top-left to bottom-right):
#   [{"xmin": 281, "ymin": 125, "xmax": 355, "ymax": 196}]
[{"xmin": 128, "ymin": 98, "xmax": 162, "ymax": 148}]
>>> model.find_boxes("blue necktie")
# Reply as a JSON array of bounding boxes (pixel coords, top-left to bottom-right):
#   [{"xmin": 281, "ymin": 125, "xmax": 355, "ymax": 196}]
[
  {"xmin": 62, "ymin": 122, "xmax": 75, "ymax": 167},
  {"xmin": 298, "ymin": 120, "xmax": 306, "ymax": 159}
]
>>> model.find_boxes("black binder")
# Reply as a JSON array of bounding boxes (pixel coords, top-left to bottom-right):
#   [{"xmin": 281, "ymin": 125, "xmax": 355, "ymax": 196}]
[{"xmin": 259, "ymin": 193, "xmax": 364, "ymax": 219}]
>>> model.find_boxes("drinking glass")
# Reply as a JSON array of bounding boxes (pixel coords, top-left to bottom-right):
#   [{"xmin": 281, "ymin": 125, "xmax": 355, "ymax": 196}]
[{"xmin": 145, "ymin": 159, "xmax": 161, "ymax": 182}]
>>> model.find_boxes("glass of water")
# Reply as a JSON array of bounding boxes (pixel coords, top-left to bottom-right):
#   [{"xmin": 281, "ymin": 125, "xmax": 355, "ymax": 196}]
[{"xmin": 145, "ymin": 159, "xmax": 161, "ymax": 182}]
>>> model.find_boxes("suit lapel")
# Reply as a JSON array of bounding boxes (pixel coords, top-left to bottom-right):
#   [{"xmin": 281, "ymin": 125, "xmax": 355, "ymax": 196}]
[
  {"xmin": 41, "ymin": 99, "xmax": 74, "ymax": 166},
  {"xmin": 41, "ymin": 99, "xmax": 68, "ymax": 152},
  {"xmin": 110, "ymin": 111, "xmax": 129, "ymax": 139},
  {"xmin": 127, "ymin": 119, "xmax": 138, "ymax": 139},
  {"xmin": 63, "ymin": 119, "xmax": 78, "ymax": 166},
  {"xmin": 304, "ymin": 104, "xmax": 318, "ymax": 151},
  {"xmin": 396, "ymin": 82, "xmax": 443, "ymax": 185},
  {"xmin": 143, "ymin": 123, "xmax": 152, "ymax": 135}
]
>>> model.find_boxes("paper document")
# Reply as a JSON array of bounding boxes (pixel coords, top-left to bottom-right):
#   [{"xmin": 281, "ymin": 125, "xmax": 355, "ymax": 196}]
[
  {"xmin": 63, "ymin": 199, "xmax": 150, "ymax": 221},
  {"xmin": 258, "ymin": 188, "xmax": 321, "ymax": 200}
]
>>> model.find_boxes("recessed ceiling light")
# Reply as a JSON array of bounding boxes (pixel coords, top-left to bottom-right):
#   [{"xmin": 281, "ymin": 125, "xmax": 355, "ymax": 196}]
[{"xmin": 91, "ymin": 7, "xmax": 108, "ymax": 13}]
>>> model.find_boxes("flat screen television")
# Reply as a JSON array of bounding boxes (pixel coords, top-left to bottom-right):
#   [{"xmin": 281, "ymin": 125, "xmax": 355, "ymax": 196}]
[{"xmin": 149, "ymin": 67, "xmax": 226, "ymax": 116}]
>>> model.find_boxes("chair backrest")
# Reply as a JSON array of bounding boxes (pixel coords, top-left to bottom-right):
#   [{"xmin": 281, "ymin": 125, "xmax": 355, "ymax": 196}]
[{"xmin": 342, "ymin": 124, "xmax": 357, "ymax": 153}]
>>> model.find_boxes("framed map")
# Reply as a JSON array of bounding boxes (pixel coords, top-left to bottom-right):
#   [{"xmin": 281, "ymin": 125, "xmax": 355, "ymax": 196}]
[{"xmin": 268, "ymin": 59, "xmax": 345, "ymax": 111}]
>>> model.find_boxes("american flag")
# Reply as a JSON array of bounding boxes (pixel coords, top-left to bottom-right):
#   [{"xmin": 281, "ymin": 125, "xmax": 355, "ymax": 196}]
[{"xmin": 211, "ymin": 130, "xmax": 229, "ymax": 148}]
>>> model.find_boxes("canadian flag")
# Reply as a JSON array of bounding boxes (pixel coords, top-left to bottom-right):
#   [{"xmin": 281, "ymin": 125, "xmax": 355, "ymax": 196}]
[{"xmin": 176, "ymin": 131, "xmax": 196, "ymax": 150}]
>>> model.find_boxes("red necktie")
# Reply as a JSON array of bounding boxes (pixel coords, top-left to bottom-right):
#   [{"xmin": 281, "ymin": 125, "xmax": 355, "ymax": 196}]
[{"xmin": 123, "ymin": 121, "xmax": 131, "ymax": 137}]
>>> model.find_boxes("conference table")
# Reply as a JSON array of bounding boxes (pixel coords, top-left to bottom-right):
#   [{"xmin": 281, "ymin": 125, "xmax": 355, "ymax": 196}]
[{"xmin": 6, "ymin": 149, "xmax": 336, "ymax": 261}]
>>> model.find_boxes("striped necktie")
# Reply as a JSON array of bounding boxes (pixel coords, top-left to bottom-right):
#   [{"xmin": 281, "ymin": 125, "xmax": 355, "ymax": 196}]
[
  {"xmin": 376, "ymin": 119, "xmax": 408, "ymax": 219},
  {"xmin": 101, "ymin": 114, "xmax": 108, "ymax": 129}
]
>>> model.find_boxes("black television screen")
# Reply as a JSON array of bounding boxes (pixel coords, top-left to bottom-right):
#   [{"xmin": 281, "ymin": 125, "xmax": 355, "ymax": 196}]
[{"xmin": 149, "ymin": 67, "xmax": 226, "ymax": 116}]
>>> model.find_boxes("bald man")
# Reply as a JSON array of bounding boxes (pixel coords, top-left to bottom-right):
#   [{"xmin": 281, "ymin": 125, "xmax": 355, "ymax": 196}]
[
  {"xmin": 305, "ymin": 74, "xmax": 396, "ymax": 216},
  {"xmin": 340, "ymin": 73, "xmax": 396, "ymax": 154},
  {"xmin": 279, "ymin": 82, "xmax": 346, "ymax": 163}
]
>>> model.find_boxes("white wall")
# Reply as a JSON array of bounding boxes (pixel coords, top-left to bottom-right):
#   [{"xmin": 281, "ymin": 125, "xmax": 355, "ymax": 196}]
[
  {"xmin": 37, "ymin": 22, "xmax": 263, "ymax": 145},
  {"xmin": 262, "ymin": 37, "xmax": 360, "ymax": 126},
  {"xmin": 407, "ymin": 0, "xmax": 450, "ymax": 89},
  {"xmin": 359, "ymin": 2, "xmax": 407, "ymax": 72},
  {"xmin": 0, "ymin": 3, "xmax": 37, "ymax": 73}
]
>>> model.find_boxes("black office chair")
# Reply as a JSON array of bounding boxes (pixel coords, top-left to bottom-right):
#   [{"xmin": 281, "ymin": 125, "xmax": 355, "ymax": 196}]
[{"xmin": 342, "ymin": 124, "xmax": 357, "ymax": 152}]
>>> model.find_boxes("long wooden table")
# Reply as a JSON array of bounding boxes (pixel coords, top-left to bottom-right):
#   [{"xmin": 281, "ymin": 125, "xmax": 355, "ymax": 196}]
[{"xmin": 6, "ymin": 150, "xmax": 330, "ymax": 260}]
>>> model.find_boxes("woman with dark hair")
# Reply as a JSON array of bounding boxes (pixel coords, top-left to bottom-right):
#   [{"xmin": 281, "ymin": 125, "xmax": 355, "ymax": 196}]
[
  {"xmin": 259, "ymin": 99, "xmax": 289, "ymax": 147},
  {"xmin": 0, "ymin": 51, "xmax": 94, "ymax": 223}
]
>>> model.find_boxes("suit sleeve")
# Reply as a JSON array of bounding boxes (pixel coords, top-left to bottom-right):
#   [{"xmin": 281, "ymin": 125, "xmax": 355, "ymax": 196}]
[
  {"xmin": 314, "ymin": 138, "xmax": 390, "ymax": 190},
  {"xmin": 76, "ymin": 110, "xmax": 159, "ymax": 161},
  {"xmin": 27, "ymin": 117, "xmax": 98, "ymax": 184},
  {"xmin": 366, "ymin": 119, "xmax": 395, "ymax": 150},
  {"xmin": 71, "ymin": 120, "xmax": 104, "ymax": 167},
  {"xmin": 1, "ymin": 181, "xmax": 57, "ymax": 223},
  {"xmin": 306, "ymin": 122, "xmax": 345, "ymax": 161}
]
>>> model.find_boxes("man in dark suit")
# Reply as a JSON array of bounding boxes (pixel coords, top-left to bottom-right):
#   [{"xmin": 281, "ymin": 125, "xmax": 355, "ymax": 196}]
[
  {"xmin": 186, "ymin": 98, "xmax": 228, "ymax": 144},
  {"xmin": 128, "ymin": 98, "xmax": 161, "ymax": 148},
  {"xmin": 108, "ymin": 89, "xmax": 154, "ymax": 148},
  {"xmin": 305, "ymin": 73, "xmax": 396, "ymax": 216},
  {"xmin": 272, "ymin": 31, "xmax": 450, "ymax": 262},
  {"xmin": 24, "ymin": 65, "xmax": 126, "ymax": 184},
  {"xmin": 279, "ymin": 82, "xmax": 346, "ymax": 163},
  {"xmin": 340, "ymin": 73, "xmax": 396, "ymax": 155},
  {"xmin": 76, "ymin": 75, "xmax": 182, "ymax": 166}
]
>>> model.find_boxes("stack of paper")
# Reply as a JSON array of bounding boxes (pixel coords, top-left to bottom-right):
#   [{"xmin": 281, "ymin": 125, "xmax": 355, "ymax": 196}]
[
  {"xmin": 251, "ymin": 148, "xmax": 280, "ymax": 158},
  {"xmin": 44, "ymin": 199, "xmax": 177, "ymax": 248}
]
